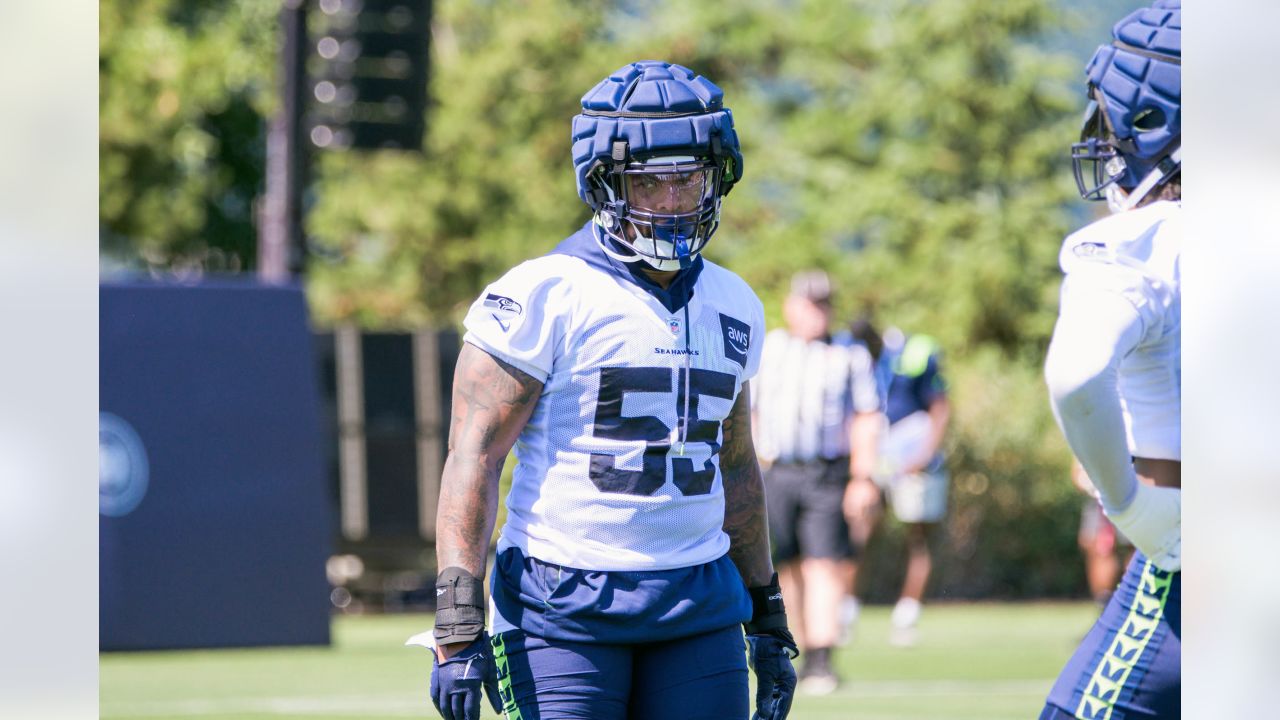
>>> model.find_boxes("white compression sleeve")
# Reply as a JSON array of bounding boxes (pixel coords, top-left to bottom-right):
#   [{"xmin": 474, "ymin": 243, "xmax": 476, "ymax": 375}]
[{"xmin": 1044, "ymin": 286, "xmax": 1147, "ymax": 513}]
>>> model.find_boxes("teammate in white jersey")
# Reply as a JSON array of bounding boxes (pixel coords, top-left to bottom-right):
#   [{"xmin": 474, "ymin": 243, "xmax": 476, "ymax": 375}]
[
  {"xmin": 421, "ymin": 61, "xmax": 797, "ymax": 720},
  {"xmin": 1040, "ymin": 3, "xmax": 1181, "ymax": 718}
]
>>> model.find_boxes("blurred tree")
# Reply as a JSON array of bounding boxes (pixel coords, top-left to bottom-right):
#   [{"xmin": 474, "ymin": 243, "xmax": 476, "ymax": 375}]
[
  {"xmin": 100, "ymin": 0, "xmax": 1099, "ymax": 597},
  {"xmin": 626, "ymin": 0, "xmax": 1085, "ymax": 596},
  {"xmin": 645, "ymin": 0, "xmax": 1079, "ymax": 355},
  {"xmin": 306, "ymin": 0, "xmax": 620, "ymax": 325},
  {"xmin": 100, "ymin": 0, "xmax": 277, "ymax": 273}
]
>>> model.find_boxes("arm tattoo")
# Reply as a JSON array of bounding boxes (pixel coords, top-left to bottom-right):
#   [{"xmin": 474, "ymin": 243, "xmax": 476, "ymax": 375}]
[
  {"xmin": 720, "ymin": 381, "xmax": 775, "ymax": 587},
  {"xmin": 436, "ymin": 342, "xmax": 543, "ymax": 577}
]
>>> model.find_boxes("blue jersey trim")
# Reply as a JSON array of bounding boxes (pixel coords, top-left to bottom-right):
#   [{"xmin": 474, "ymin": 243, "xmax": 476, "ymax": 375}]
[
  {"xmin": 491, "ymin": 546, "xmax": 751, "ymax": 644},
  {"xmin": 548, "ymin": 221, "xmax": 704, "ymax": 314}
]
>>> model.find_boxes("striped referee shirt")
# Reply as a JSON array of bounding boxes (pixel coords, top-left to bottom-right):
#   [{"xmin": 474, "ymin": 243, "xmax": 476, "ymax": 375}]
[{"xmin": 753, "ymin": 329, "xmax": 880, "ymax": 463}]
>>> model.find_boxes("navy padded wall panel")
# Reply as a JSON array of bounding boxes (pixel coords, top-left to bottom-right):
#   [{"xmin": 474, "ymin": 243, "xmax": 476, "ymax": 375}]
[{"xmin": 100, "ymin": 280, "xmax": 332, "ymax": 650}]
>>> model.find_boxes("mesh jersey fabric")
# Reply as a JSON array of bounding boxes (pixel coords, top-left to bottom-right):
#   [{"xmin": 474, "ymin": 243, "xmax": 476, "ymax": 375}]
[
  {"xmin": 463, "ymin": 251, "xmax": 766, "ymax": 572},
  {"xmin": 1058, "ymin": 200, "xmax": 1181, "ymax": 461}
]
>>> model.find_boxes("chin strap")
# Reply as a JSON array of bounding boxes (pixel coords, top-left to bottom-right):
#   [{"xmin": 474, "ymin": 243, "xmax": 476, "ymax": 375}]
[
  {"xmin": 1122, "ymin": 146, "xmax": 1181, "ymax": 211},
  {"xmin": 591, "ymin": 215, "xmax": 644, "ymax": 264},
  {"xmin": 591, "ymin": 215, "xmax": 696, "ymax": 272}
]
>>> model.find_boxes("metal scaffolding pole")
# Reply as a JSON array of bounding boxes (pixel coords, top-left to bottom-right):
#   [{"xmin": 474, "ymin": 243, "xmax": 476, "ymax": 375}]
[{"xmin": 259, "ymin": 0, "xmax": 309, "ymax": 282}]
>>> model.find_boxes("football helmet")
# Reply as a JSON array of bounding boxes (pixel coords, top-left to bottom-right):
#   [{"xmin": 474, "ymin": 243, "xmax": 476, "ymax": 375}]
[
  {"xmin": 1071, "ymin": 0, "xmax": 1180, "ymax": 210},
  {"xmin": 572, "ymin": 61, "xmax": 743, "ymax": 271}
]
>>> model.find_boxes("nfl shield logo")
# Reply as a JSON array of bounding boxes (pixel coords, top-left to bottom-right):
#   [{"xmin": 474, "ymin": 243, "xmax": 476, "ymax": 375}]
[{"xmin": 668, "ymin": 318, "xmax": 681, "ymax": 335}]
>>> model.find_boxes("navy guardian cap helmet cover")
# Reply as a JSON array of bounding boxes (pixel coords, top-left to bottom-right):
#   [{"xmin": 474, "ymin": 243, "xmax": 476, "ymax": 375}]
[
  {"xmin": 1072, "ymin": 0, "xmax": 1180, "ymax": 209},
  {"xmin": 571, "ymin": 61, "xmax": 743, "ymax": 271}
]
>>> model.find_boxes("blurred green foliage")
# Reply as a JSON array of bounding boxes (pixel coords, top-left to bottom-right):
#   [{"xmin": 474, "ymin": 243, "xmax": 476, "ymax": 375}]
[
  {"xmin": 100, "ymin": 0, "xmax": 1105, "ymax": 597},
  {"xmin": 100, "ymin": 0, "xmax": 277, "ymax": 272}
]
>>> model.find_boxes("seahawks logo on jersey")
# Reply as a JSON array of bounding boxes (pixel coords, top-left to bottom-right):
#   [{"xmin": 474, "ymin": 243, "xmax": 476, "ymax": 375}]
[
  {"xmin": 484, "ymin": 293, "xmax": 522, "ymax": 332},
  {"xmin": 484, "ymin": 293, "xmax": 523, "ymax": 315},
  {"xmin": 1072, "ymin": 241, "xmax": 1113, "ymax": 261}
]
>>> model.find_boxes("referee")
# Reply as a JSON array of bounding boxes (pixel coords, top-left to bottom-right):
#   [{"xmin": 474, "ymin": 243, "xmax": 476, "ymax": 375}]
[{"xmin": 753, "ymin": 270, "xmax": 880, "ymax": 694}]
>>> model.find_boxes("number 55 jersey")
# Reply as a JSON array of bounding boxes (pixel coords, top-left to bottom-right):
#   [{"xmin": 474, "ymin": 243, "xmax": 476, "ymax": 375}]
[{"xmin": 462, "ymin": 222, "xmax": 765, "ymax": 575}]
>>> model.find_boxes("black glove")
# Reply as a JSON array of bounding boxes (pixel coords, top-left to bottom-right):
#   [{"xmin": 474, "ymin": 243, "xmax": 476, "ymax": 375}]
[
  {"xmin": 744, "ymin": 574, "xmax": 799, "ymax": 720},
  {"xmin": 429, "ymin": 567, "xmax": 499, "ymax": 720},
  {"xmin": 747, "ymin": 632, "xmax": 798, "ymax": 720},
  {"xmin": 429, "ymin": 634, "xmax": 501, "ymax": 720}
]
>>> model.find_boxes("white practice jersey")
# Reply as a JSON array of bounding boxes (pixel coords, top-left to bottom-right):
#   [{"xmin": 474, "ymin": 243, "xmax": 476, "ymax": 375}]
[
  {"xmin": 462, "ymin": 245, "xmax": 766, "ymax": 572},
  {"xmin": 1059, "ymin": 200, "xmax": 1181, "ymax": 460}
]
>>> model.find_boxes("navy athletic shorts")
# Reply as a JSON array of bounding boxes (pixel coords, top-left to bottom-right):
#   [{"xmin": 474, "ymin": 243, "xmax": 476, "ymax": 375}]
[
  {"xmin": 1041, "ymin": 551, "xmax": 1180, "ymax": 719},
  {"xmin": 490, "ymin": 623, "xmax": 749, "ymax": 720}
]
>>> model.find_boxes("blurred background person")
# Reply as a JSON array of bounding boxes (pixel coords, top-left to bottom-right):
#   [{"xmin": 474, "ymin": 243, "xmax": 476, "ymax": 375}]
[
  {"xmin": 1072, "ymin": 459, "xmax": 1131, "ymax": 608},
  {"xmin": 850, "ymin": 321, "xmax": 951, "ymax": 647},
  {"xmin": 837, "ymin": 317, "xmax": 886, "ymax": 645},
  {"xmin": 753, "ymin": 270, "xmax": 880, "ymax": 694}
]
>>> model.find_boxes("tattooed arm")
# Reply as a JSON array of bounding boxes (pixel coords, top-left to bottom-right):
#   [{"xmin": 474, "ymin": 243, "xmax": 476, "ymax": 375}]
[
  {"xmin": 435, "ymin": 342, "xmax": 542, "ymax": 655},
  {"xmin": 721, "ymin": 381, "xmax": 775, "ymax": 588}
]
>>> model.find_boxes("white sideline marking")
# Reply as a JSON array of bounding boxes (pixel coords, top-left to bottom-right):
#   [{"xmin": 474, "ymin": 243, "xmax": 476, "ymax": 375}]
[
  {"xmin": 101, "ymin": 680, "xmax": 1053, "ymax": 717},
  {"xmin": 101, "ymin": 694, "xmax": 427, "ymax": 717},
  {"xmin": 835, "ymin": 679, "xmax": 1051, "ymax": 697}
]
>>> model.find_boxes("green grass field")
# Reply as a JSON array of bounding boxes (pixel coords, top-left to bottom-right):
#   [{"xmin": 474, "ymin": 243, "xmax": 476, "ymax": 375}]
[{"xmin": 101, "ymin": 602, "xmax": 1099, "ymax": 719}]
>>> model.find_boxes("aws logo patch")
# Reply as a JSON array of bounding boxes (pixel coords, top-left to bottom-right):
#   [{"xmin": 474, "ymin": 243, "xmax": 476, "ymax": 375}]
[{"xmin": 719, "ymin": 313, "xmax": 750, "ymax": 368}]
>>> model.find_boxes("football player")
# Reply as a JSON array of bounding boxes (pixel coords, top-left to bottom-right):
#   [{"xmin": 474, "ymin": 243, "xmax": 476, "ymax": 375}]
[
  {"xmin": 422, "ymin": 61, "xmax": 797, "ymax": 720},
  {"xmin": 1040, "ymin": 2, "xmax": 1181, "ymax": 718}
]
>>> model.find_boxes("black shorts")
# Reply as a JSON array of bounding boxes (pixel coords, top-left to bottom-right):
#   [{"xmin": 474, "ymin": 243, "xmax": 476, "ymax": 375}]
[{"xmin": 765, "ymin": 458, "xmax": 853, "ymax": 564}]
